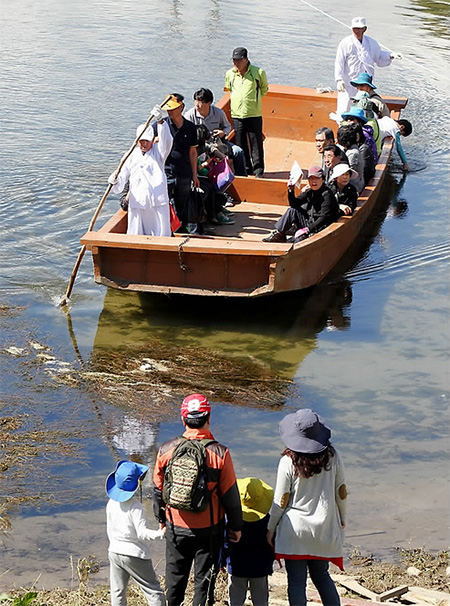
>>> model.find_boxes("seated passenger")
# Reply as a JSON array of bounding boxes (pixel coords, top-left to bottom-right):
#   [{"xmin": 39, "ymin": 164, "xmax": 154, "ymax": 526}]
[
  {"xmin": 378, "ymin": 117, "xmax": 412, "ymax": 172},
  {"xmin": 184, "ymin": 87, "xmax": 247, "ymax": 176},
  {"xmin": 350, "ymin": 91, "xmax": 382, "ymax": 156},
  {"xmin": 263, "ymin": 166, "xmax": 339, "ymax": 243},
  {"xmin": 341, "ymin": 106, "xmax": 377, "ymax": 165},
  {"xmin": 323, "ymin": 144, "xmax": 349, "ymax": 183},
  {"xmin": 329, "ymin": 163, "xmax": 359, "ymax": 216},
  {"xmin": 337, "ymin": 125, "xmax": 365, "ymax": 193},
  {"xmin": 195, "ymin": 124, "xmax": 234, "ymax": 226},
  {"xmin": 314, "ymin": 127, "xmax": 335, "ymax": 165},
  {"xmin": 349, "ymin": 72, "xmax": 390, "ymax": 118},
  {"xmin": 343, "ymin": 121, "xmax": 376, "ymax": 185}
]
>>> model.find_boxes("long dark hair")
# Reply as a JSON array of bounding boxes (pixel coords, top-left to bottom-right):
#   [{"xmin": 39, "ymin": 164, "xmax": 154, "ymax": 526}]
[{"xmin": 282, "ymin": 444, "xmax": 335, "ymax": 479}]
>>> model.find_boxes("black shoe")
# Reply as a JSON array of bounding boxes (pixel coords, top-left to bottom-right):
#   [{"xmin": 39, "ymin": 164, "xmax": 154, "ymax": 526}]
[{"xmin": 263, "ymin": 230, "xmax": 286, "ymax": 243}]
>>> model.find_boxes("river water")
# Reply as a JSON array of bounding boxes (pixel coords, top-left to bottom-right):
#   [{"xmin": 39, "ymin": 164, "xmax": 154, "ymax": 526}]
[{"xmin": 1, "ymin": 0, "xmax": 449, "ymax": 590}]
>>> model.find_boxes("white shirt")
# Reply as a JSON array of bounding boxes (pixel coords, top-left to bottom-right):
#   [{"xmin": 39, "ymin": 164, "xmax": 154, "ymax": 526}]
[
  {"xmin": 267, "ymin": 450, "xmax": 346, "ymax": 558},
  {"xmin": 106, "ymin": 497, "xmax": 162, "ymax": 559},
  {"xmin": 110, "ymin": 120, "xmax": 173, "ymax": 210},
  {"xmin": 335, "ymin": 34, "xmax": 392, "ymax": 87}
]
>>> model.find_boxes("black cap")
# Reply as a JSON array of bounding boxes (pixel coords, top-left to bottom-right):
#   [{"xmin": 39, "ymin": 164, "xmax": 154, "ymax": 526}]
[{"xmin": 232, "ymin": 47, "xmax": 248, "ymax": 60}]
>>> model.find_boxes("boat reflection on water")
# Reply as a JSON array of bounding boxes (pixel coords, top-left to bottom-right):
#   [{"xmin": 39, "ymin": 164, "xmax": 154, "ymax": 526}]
[{"xmin": 92, "ymin": 277, "xmax": 353, "ymax": 383}]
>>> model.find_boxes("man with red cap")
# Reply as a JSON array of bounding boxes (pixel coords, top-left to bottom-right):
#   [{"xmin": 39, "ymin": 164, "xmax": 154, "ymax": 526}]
[{"xmin": 153, "ymin": 393, "xmax": 242, "ymax": 606}]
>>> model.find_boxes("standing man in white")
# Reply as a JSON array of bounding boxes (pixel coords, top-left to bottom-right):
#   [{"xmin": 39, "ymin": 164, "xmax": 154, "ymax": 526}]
[
  {"xmin": 109, "ymin": 106, "xmax": 173, "ymax": 237},
  {"xmin": 334, "ymin": 17, "xmax": 402, "ymax": 120}
]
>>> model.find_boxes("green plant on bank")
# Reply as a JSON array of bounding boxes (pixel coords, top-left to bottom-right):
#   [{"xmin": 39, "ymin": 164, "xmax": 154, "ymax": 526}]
[{"xmin": 0, "ymin": 592, "xmax": 37, "ymax": 606}]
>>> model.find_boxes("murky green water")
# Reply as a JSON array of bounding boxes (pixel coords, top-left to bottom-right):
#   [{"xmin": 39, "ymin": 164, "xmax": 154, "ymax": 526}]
[{"xmin": 1, "ymin": 0, "xmax": 449, "ymax": 589}]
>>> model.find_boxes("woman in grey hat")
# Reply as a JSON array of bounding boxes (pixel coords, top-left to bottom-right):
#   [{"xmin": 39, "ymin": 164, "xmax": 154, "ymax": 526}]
[{"xmin": 267, "ymin": 409, "xmax": 347, "ymax": 606}]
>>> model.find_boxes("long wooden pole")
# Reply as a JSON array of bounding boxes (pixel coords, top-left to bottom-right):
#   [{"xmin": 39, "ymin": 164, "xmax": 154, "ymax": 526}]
[{"xmin": 59, "ymin": 95, "xmax": 173, "ymax": 307}]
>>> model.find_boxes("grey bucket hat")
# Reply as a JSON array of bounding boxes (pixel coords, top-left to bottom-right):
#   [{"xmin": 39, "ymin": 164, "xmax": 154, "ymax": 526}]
[{"xmin": 279, "ymin": 409, "xmax": 331, "ymax": 453}]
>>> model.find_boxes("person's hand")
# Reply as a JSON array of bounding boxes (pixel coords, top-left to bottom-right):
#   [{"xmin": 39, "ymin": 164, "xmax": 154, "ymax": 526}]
[
  {"xmin": 267, "ymin": 530, "xmax": 275, "ymax": 548},
  {"xmin": 192, "ymin": 176, "xmax": 200, "ymax": 188},
  {"xmin": 339, "ymin": 204, "xmax": 352, "ymax": 216},
  {"xmin": 390, "ymin": 52, "xmax": 403, "ymax": 60},
  {"xmin": 212, "ymin": 129, "xmax": 226, "ymax": 139},
  {"xmin": 149, "ymin": 528, "xmax": 166, "ymax": 540},
  {"xmin": 151, "ymin": 104, "xmax": 164, "ymax": 122},
  {"xmin": 402, "ymin": 162, "xmax": 410, "ymax": 172},
  {"xmin": 336, "ymin": 79, "xmax": 346, "ymax": 93},
  {"xmin": 228, "ymin": 529, "xmax": 241, "ymax": 543},
  {"xmin": 341, "ymin": 522, "xmax": 346, "ymax": 529},
  {"xmin": 108, "ymin": 174, "xmax": 118, "ymax": 185}
]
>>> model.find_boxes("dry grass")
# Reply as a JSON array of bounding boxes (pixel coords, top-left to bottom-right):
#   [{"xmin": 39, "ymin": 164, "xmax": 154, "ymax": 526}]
[
  {"xmin": 85, "ymin": 341, "xmax": 296, "ymax": 415},
  {"xmin": 347, "ymin": 547, "xmax": 449, "ymax": 593},
  {"xmin": 2, "ymin": 551, "xmax": 448, "ymax": 605}
]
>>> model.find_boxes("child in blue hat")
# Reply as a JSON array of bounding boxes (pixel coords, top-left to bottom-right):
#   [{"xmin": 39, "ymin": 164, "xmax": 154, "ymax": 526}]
[{"xmin": 106, "ymin": 460, "xmax": 166, "ymax": 606}]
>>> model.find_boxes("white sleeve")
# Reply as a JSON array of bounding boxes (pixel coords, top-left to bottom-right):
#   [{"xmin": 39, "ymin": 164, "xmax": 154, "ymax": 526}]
[
  {"xmin": 131, "ymin": 501, "xmax": 162, "ymax": 541},
  {"xmin": 109, "ymin": 157, "xmax": 131, "ymax": 193},
  {"xmin": 370, "ymin": 38, "xmax": 392, "ymax": 68},
  {"xmin": 335, "ymin": 39, "xmax": 347, "ymax": 81},
  {"xmin": 267, "ymin": 456, "xmax": 293, "ymax": 531},
  {"xmin": 156, "ymin": 120, "xmax": 173, "ymax": 163}
]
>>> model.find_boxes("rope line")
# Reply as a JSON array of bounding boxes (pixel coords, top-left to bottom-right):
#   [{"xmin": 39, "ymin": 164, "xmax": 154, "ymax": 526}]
[{"xmin": 299, "ymin": 0, "xmax": 450, "ymax": 83}]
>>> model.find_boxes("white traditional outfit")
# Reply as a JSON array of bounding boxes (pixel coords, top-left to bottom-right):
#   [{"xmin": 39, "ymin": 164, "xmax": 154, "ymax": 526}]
[
  {"xmin": 335, "ymin": 34, "xmax": 392, "ymax": 118},
  {"xmin": 110, "ymin": 121, "xmax": 173, "ymax": 236}
]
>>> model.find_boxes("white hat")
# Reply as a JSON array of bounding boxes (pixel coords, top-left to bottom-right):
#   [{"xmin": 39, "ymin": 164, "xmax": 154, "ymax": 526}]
[
  {"xmin": 330, "ymin": 163, "xmax": 358, "ymax": 181},
  {"xmin": 136, "ymin": 123, "xmax": 155, "ymax": 141},
  {"xmin": 351, "ymin": 17, "xmax": 366, "ymax": 28}
]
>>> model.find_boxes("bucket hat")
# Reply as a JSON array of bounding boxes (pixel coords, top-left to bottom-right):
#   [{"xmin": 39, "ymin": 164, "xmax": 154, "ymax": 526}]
[
  {"xmin": 106, "ymin": 460, "xmax": 149, "ymax": 502},
  {"xmin": 237, "ymin": 477, "xmax": 274, "ymax": 522},
  {"xmin": 341, "ymin": 106, "xmax": 368, "ymax": 124},
  {"xmin": 136, "ymin": 123, "xmax": 155, "ymax": 142},
  {"xmin": 351, "ymin": 17, "xmax": 366, "ymax": 29},
  {"xmin": 350, "ymin": 72, "xmax": 376, "ymax": 89},
  {"xmin": 279, "ymin": 409, "xmax": 331, "ymax": 453},
  {"xmin": 330, "ymin": 163, "xmax": 358, "ymax": 181},
  {"xmin": 181, "ymin": 393, "xmax": 211, "ymax": 419}
]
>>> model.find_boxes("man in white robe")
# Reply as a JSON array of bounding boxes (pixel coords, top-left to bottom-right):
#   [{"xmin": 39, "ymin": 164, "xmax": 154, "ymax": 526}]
[
  {"xmin": 109, "ymin": 108, "xmax": 173, "ymax": 236},
  {"xmin": 334, "ymin": 17, "xmax": 401, "ymax": 120}
]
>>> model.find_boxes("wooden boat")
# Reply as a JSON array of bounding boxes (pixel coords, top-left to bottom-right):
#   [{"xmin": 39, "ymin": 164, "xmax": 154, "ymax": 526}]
[{"xmin": 81, "ymin": 85, "xmax": 407, "ymax": 297}]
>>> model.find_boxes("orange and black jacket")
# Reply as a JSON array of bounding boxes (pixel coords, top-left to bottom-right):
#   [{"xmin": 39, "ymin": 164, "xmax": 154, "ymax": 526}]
[{"xmin": 153, "ymin": 427, "xmax": 243, "ymax": 537}]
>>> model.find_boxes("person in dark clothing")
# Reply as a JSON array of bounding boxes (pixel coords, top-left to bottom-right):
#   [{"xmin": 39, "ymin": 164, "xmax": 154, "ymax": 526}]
[
  {"xmin": 263, "ymin": 166, "xmax": 339, "ymax": 243},
  {"xmin": 225, "ymin": 478, "xmax": 274, "ymax": 606},
  {"xmin": 164, "ymin": 93, "xmax": 199, "ymax": 231},
  {"xmin": 328, "ymin": 163, "xmax": 359, "ymax": 216}
]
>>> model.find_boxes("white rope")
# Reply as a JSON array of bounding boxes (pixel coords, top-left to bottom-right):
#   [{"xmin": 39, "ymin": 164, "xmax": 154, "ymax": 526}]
[{"xmin": 299, "ymin": 0, "xmax": 450, "ymax": 83}]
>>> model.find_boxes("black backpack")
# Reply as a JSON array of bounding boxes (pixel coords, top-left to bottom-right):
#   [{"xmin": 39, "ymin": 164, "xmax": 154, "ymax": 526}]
[{"xmin": 163, "ymin": 437, "xmax": 215, "ymax": 512}]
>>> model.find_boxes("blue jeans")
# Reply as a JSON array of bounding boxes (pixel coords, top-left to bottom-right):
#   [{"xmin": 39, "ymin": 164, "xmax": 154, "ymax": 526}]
[
  {"xmin": 284, "ymin": 559, "xmax": 340, "ymax": 606},
  {"xmin": 230, "ymin": 144, "xmax": 247, "ymax": 176}
]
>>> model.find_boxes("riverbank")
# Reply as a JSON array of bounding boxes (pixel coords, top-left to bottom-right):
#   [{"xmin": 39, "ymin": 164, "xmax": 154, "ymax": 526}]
[{"xmin": 1, "ymin": 548, "xmax": 448, "ymax": 606}]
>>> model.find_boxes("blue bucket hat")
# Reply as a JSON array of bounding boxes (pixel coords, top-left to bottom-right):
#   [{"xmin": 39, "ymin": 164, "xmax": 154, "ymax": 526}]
[
  {"xmin": 341, "ymin": 106, "xmax": 368, "ymax": 124},
  {"xmin": 106, "ymin": 460, "xmax": 149, "ymax": 502},
  {"xmin": 350, "ymin": 72, "xmax": 376, "ymax": 89}
]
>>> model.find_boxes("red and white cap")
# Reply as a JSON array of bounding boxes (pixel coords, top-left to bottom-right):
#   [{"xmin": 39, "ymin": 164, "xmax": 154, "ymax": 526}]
[{"xmin": 181, "ymin": 393, "xmax": 211, "ymax": 418}]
